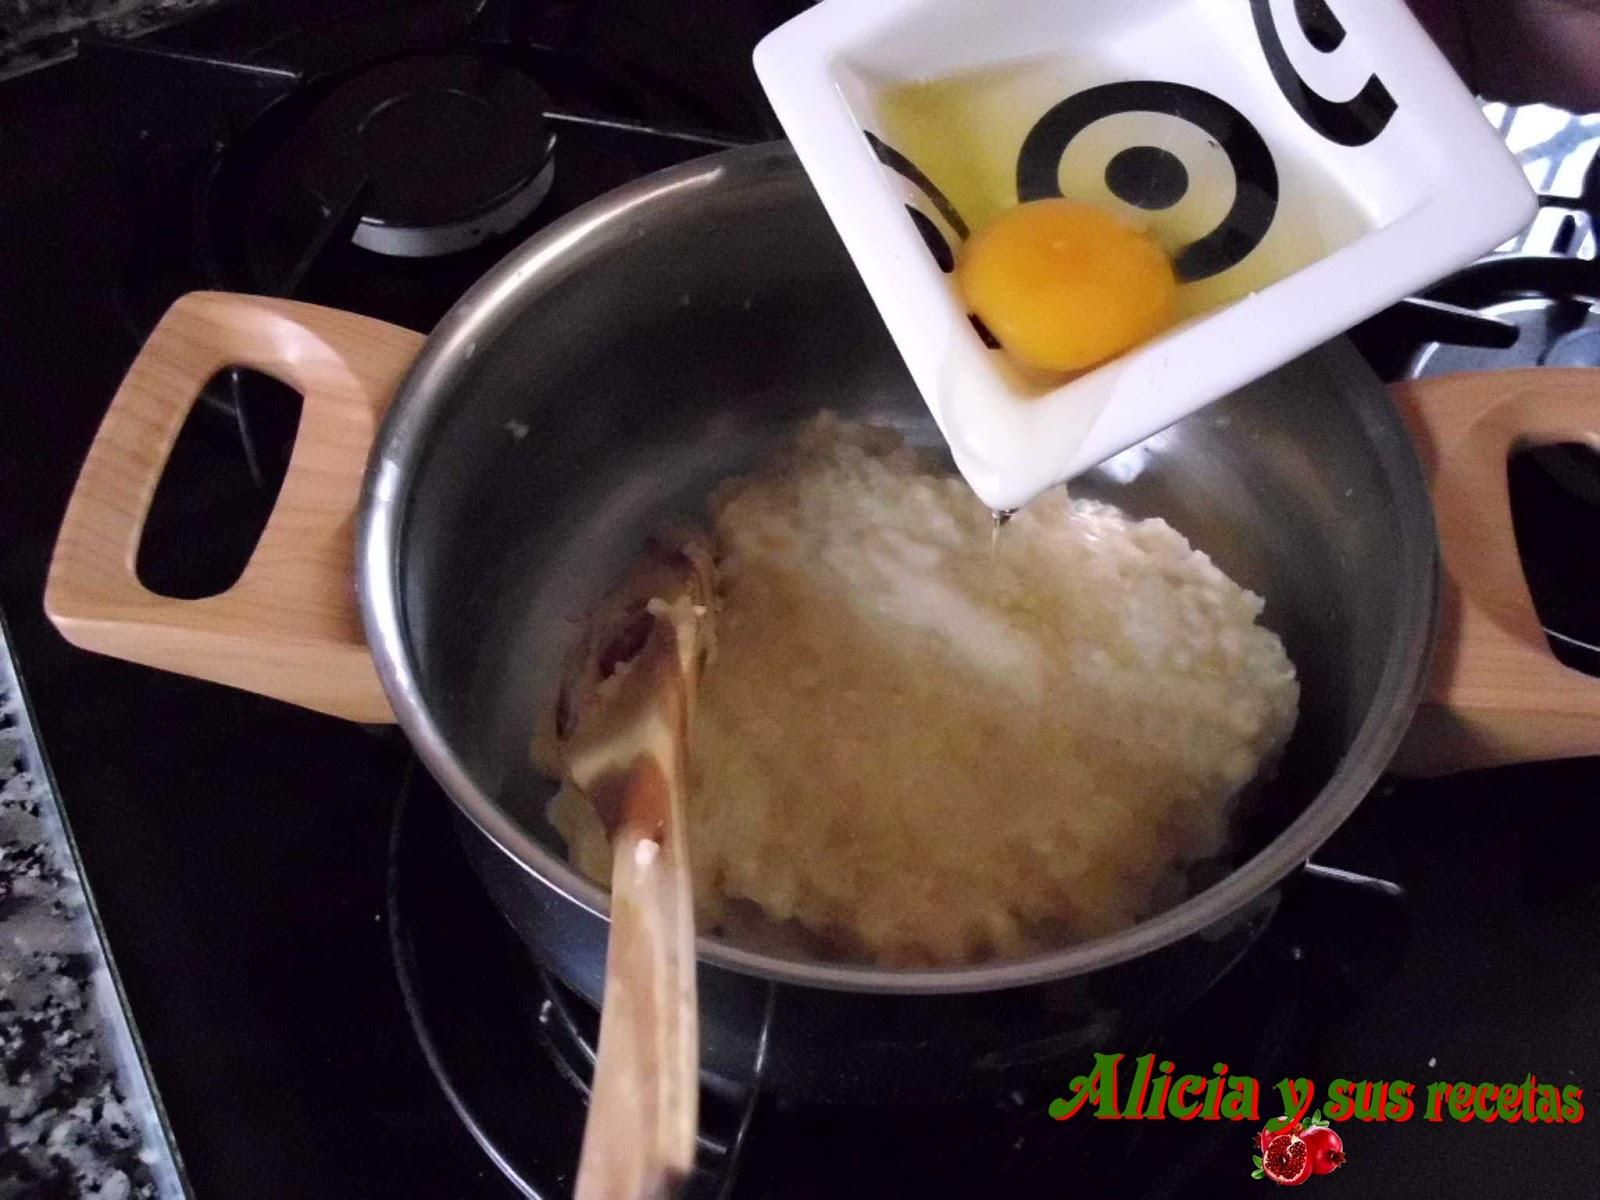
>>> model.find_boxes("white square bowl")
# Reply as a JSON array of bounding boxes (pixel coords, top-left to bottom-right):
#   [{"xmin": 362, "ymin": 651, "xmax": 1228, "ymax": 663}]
[{"xmin": 753, "ymin": 0, "xmax": 1536, "ymax": 510}]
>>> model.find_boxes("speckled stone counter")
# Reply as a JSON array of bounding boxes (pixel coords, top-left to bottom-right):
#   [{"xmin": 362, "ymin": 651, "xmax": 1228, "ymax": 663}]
[
  {"xmin": 0, "ymin": 619, "xmax": 184, "ymax": 1200},
  {"xmin": 0, "ymin": 0, "xmax": 225, "ymax": 79}
]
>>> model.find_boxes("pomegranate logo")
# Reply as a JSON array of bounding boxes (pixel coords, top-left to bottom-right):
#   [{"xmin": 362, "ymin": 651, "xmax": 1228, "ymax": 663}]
[{"xmin": 1253, "ymin": 1110, "xmax": 1346, "ymax": 1186}]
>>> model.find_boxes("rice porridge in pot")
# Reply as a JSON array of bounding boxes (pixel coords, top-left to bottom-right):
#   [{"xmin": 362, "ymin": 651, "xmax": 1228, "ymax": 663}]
[{"xmin": 546, "ymin": 414, "xmax": 1299, "ymax": 967}]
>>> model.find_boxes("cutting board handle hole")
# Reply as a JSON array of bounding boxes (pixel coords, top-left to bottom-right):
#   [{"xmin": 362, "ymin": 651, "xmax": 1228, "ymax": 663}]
[
  {"xmin": 1507, "ymin": 441, "xmax": 1600, "ymax": 679},
  {"xmin": 135, "ymin": 367, "xmax": 304, "ymax": 600}
]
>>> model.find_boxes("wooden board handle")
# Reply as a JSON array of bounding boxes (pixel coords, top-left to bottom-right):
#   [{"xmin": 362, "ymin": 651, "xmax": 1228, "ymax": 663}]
[
  {"xmin": 1390, "ymin": 368, "xmax": 1600, "ymax": 774},
  {"xmin": 45, "ymin": 292, "xmax": 424, "ymax": 722}
]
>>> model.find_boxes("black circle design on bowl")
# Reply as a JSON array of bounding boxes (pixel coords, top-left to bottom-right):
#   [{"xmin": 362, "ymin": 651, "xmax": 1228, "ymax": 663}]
[
  {"xmin": 864, "ymin": 131, "xmax": 970, "ymax": 240},
  {"xmin": 906, "ymin": 205, "xmax": 956, "ymax": 272},
  {"xmin": 968, "ymin": 314, "xmax": 1002, "ymax": 349},
  {"xmin": 1105, "ymin": 145, "xmax": 1190, "ymax": 211},
  {"xmin": 1016, "ymin": 81, "xmax": 1279, "ymax": 282},
  {"xmin": 1250, "ymin": 0, "xmax": 1396, "ymax": 146},
  {"xmin": 1294, "ymin": 0, "xmax": 1348, "ymax": 52}
]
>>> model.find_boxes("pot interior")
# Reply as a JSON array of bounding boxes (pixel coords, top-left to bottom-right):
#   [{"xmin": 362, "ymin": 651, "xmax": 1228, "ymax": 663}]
[{"xmin": 374, "ymin": 144, "xmax": 1434, "ymax": 987}]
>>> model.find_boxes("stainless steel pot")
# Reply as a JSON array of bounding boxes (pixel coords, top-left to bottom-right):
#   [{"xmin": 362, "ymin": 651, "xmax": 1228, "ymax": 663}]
[{"xmin": 47, "ymin": 143, "xmax": 1600, "ymax": 1105}]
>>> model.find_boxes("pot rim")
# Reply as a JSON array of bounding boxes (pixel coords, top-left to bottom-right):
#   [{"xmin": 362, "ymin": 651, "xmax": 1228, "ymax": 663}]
[{"xmin": 358, "ymin": 141, "xmax": 1439, "ymax": 997}]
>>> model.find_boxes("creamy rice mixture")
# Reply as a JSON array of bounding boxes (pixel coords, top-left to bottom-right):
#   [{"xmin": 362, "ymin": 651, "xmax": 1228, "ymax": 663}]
[{"xmin": 549, "ymin": 415, "xmax": 1298, "ymax": 966}]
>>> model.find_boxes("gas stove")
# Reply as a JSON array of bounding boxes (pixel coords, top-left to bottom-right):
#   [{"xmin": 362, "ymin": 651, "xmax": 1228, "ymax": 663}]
[{"xmin": 0, "ymin": 4, "xmax": 1596, "ymax": 1198}]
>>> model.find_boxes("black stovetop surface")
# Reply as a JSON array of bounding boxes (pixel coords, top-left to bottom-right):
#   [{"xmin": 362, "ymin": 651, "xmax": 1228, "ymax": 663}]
[
  {"xmin": 0, "ymin": 3, "xmax": 1596, "ymax": 1197},
  {"xmin": 392, "ymin": 762, "xmax": 1600, "ymax": 1200}
]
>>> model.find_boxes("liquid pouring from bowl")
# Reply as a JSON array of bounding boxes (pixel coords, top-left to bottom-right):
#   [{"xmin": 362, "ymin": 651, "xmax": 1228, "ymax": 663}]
[{"xmin": 554, "ymin": 531, "xmax": 715, "ymax": 1200}]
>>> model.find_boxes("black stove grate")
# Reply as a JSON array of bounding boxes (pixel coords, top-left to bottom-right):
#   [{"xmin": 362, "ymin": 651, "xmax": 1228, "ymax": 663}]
[{"xmin": 387, "ymin": 766, "xmax": 1429, "ymax": 1200}]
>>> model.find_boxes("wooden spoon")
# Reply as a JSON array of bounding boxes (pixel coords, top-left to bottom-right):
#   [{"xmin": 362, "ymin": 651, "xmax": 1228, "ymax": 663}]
[{"xmin": 556, "ymin": 531, "xmax": 714, "ymax": 1200}]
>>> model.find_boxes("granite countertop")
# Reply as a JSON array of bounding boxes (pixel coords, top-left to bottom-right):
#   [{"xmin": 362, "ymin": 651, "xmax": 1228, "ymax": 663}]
[
  {"xmin": 0, "ymin": 617, "xmax": 184, "ymax": 1200},
  {"xmin": 0, "ymin": 0, "xmax": 225, "ymax": 80}
]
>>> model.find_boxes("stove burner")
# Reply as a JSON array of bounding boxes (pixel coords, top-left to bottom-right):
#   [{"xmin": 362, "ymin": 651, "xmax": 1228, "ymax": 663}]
[
  {"xmin": 334, "ymin": 54, "xmax": 556, "ymax": 257},
  {"xmin": 1408, "ymin": 254, "xmax": 1600, "ymax": 378},
  {"xmin": 1545, "ymin": 322, "xmax": 1600, "ymax": 368},
  {"xmin": 387, "ymin": 767, "xmax": 1414, "ymax": 1199},
  {"xmin": 202, "ymin": 51, "xmax": 556, "ymax": 289}
]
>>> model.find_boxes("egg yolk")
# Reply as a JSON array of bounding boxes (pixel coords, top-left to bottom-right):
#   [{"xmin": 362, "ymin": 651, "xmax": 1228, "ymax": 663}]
[{"xmin": 957, "ymin": 198, "xmax": 1177, "ymax": 374}]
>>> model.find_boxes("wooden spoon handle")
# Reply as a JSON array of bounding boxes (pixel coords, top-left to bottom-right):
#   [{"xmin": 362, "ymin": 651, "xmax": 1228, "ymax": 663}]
[
  {"xmin": 1390, "ymin": 368, "xmax": 1600, "ymax": 773},
  {"xmin": 575, "ymin": 760, "xmax": 699, "ymax": 1200},
  {"xmin": 44, "ymin": 291, "xmax": 422, "ymax": 722}
]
